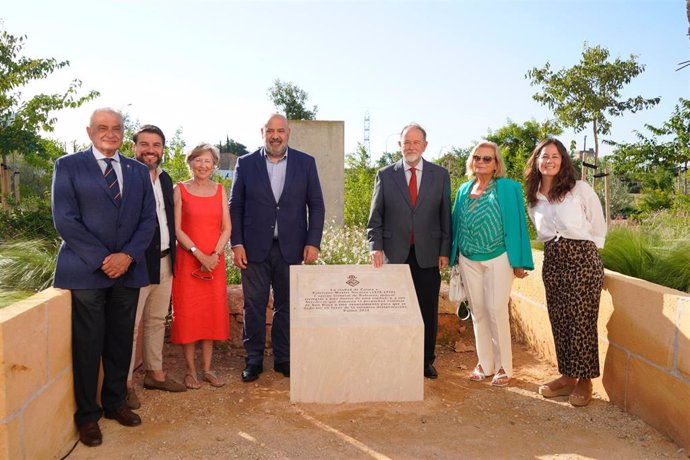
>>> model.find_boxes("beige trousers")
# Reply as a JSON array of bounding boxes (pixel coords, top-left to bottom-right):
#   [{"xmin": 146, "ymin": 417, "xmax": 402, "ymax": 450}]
[
  {"xmin": 459, "ymin": 252, "xmax": 514, "ymax": 377},
  {"xmin": 128, "ymin": 255, "xmax": 173, "ymax": 378}
]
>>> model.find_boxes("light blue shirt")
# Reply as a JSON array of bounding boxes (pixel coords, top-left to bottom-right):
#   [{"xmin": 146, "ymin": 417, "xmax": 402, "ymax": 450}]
[{"xmin": 263, "ymin": 147, "xmax": 288, "ymax": 238}]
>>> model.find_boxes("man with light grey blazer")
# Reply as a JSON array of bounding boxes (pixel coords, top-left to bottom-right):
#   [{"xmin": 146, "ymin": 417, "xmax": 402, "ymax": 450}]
[{"xmin": 367, "ymin": 123, "xmax": 451, "ymax": 379}]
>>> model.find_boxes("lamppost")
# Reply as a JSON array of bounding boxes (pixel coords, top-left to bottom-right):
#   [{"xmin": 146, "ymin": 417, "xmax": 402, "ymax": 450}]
[{"xmin": 384, "ymin": 131, "xmax": 399, "ymax": 154}]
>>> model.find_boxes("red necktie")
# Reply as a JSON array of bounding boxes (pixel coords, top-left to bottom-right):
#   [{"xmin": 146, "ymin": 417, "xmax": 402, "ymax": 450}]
[
  {"xmin": 409, "ymin": 167, "xmax": 417, "ymax": 244},
  {"xmin": 409, "ymin": 167, "xmax": 417, "ymax": 206}
]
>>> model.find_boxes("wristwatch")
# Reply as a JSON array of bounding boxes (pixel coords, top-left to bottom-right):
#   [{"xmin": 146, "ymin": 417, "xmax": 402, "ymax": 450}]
[{"xmin": 190, "ymin": 246, "xmax": 198, "ymax": 254}]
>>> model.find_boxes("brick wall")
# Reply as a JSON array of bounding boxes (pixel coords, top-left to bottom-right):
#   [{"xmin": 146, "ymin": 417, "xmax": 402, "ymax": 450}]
[
  {"xmin": 0, "ymin": 288, "xmax": 75, "ymax": 459},
  {"xmin": 510, "ymin": 250, "xmax": 690, "ymax": 451}
]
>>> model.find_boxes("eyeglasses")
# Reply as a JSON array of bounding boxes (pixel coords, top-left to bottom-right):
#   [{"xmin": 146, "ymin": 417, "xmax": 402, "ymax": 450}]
[
  {"xmin": 472, "ymin": 155, "xmax": 494, "ymax": 163},
  {"xmin": 192, "ymin": 269, "xmax": 214, "ymax": 281}
]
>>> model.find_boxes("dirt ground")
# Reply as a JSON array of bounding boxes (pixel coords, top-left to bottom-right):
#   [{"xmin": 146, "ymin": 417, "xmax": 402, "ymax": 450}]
[{"xmin": 64, "ymin": 327, "xmax": 687, "ymax": 460}]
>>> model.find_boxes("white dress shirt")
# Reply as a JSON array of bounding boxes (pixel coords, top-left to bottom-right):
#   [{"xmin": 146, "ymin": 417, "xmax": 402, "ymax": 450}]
[
  {"xmin": 528, "ymin": 180, "xmax": 607, "ymax": 248},
  {"xmin": 92, "ymin": 147, "xmax": 124, "ymax": 193},
  {"xmin": 151, "ymin": 168, "xmax": 170, "ymax": 252}
]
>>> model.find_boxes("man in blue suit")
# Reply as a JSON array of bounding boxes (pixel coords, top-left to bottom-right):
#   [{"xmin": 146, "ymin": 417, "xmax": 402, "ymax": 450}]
[
  {"xmin": 230, "ymin": 113, "xmax": 325, "ymax": 382},
  {"xmin": 52, "ymin": 108, "xmax": 156, "ymax": 447}
]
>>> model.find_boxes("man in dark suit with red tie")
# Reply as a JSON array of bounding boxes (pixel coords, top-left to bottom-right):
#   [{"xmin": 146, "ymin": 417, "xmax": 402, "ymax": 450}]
[
  {"xmin": 52, "ymin": 108, "xmax": 156, "ymax": 447},
  {"xmin": 367, "ymin": 123, "xmax": 451, "ymax": 379},
  {"xmin": 230, "ymin": 113, "xmax": 325, "ymax": 383}
]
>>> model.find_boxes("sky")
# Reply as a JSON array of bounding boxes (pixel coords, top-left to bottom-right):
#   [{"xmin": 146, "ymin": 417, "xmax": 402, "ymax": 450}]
[{"xmin": 2, "ymin": 0, "xmax": 689, "ymax": 162}]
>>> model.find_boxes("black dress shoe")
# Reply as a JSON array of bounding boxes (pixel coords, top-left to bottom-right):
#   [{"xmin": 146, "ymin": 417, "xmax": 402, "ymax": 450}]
[
  {"xmin": 78, "ymin": 421, "xmax": 102, "ymax": 447},
  {"xmin": 424, "ymin": 363, "xmax": 438, "ymax": 379},
  {"xmin": 104, "ymin": 405, "xmax": 142, "ymax": 427},
  {"xmin": 242, "ymin": 364, "xmax": 263, "ymax": 382},
  {"xmin": 274, "ymin": 361, "xmax": 290, "ymax": 377}
]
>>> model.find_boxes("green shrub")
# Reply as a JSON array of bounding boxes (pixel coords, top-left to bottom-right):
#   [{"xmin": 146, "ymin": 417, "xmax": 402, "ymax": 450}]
[
  {"xmin": 344, "ymin": 168, "xmax": 375, "ymax": 227},
  {"xmin": 637, "ymin": 189, "xmax": 673, "ymax": 214},
  {"xmin": 600, "ymin": 227, "xmax": 657, "ymax": 280},
  {"xmin": 653, "ymin": 242, "xmax": 690, "ymax": 293},
  {"xmin": 0, "ymin": 290, "xmax": 35, "ymax": 309},
  {"xmin": 225, "ymin": 252, "xmax": 241, "ymax": 284},
  {"xmin": 0, "ymin": 239, "xmax": 58, "ymax": 307},
  {"xmin": 0, "ymin": 196, "xmax": 57, "ymax": 242},
  {"xmin": 601, "ymin": 221, "xmax": 690, "ymax": 293}
]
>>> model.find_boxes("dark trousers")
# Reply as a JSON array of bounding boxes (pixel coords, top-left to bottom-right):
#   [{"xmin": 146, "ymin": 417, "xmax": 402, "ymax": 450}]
[
  {"xmin": 406, "ymin": 246, "xmax": 441, "ymax": 365},
  {"xmin": 71, "ymin": 285, "xmax": 139, "ymax": 426},
  {"xmin": 241, "ymin": 240, "xmax": 291, "ymax": 366}
]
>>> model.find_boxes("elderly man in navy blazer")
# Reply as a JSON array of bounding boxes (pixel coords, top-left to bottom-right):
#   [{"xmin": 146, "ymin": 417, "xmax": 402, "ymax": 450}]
[
  {"xmin": 367, "ymin": 123, "xmax": 451, "ymax": 380},
  {"xmin": 230, "ymin": 113, "xmax": 325, "ymax": 382},
  {"xmin": 52, "ymin": 108, "xmax": 156, "ymax": 447}
]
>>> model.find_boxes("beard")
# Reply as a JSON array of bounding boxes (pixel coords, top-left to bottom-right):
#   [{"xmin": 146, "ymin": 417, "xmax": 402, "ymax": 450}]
[
  {"xmin": 404, "ymin": 153, "xmax": 421, "ymax": 165},
  {"xmin": 136, "ymin": 154, "xmax": 162, "ymax": 170}
]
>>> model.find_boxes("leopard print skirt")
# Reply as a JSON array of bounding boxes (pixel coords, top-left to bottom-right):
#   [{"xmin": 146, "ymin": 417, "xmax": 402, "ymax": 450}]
[{"xmin": 543, "ymin": 237, "xmax": 604, "ymax": 379}]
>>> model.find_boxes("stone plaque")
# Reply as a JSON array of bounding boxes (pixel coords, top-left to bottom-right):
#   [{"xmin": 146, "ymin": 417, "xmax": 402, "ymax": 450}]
[{"xmin": 290, "ymin": 264, "xmax": 424, "ymax": 403}]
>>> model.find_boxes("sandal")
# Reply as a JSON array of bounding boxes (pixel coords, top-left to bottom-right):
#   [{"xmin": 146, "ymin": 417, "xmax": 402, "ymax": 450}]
[
  {"xmin": 184, "ymin": 373, "xmax": 201, "ymax": 390},
  {"xmin": 469, "ymin": 365, "xmax": 486, "ymax": 382},
  {"xmin": 491, "ymin": 368, "xmax": 510, "ymax": 387},
  {"xmin": 568, "ymin": 381, "xmax": 593, "ymax": 407},
  {"xmin": 203, "ymin": 371, "xmax": 225, "ymax": 388},
  {"xmin": 539, "ymin": 378, "xmax": 576, "ymax": 398}
]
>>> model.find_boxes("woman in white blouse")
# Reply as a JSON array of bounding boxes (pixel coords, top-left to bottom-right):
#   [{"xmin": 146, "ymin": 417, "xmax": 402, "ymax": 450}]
[{"xmin": 524, "ymin": 138, "xmax": 607, "ymax": 407}]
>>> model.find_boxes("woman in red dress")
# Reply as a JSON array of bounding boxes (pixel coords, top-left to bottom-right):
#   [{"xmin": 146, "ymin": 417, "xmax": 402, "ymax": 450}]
[{"xmin": 171, "ymin": 143, "xmax": 230, "ymax": 388}]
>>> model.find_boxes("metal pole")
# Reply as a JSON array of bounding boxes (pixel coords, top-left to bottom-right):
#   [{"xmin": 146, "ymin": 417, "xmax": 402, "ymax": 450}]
[
  {"xmin": 580, "ymin": 134, "xmax": 587, "ymax": 181},
  {"xmin": 604, "ymin": 170, "xmax": 611, "ymax": 224}
]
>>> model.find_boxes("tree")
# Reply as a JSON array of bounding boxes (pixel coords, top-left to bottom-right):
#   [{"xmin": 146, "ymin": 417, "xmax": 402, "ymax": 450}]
[
  {"xmin": 344, "ymin": 143, "xmax": 375, "ymax": 227},
  {"xmin": 526, "ymin": 44, "xmax": 660, "ymax": 164},
  {"xmin": 374, "ymin": 150, "xmax": 402, "ymax": 169},
  {"xmin": 163, "ymin": 128, "xmax": 190, "ymax": 183},
  {"xmin": 267, "ymin": 79, "xmax": 317, "ymax": 120},
  {"xmin": 217, "ymin": 136, "xmax": 248, "ymax": 156},
  {"xmin": 485, "ymin": 119, "xmax": 562, "ymax": 180},
  {"xmin": 606, "ymin": 133, "xmax": 661, "ymax": 193},
  {"xmin": 0, "ymin": 24, "xmax": 99, "ymax": 165},
  {"xmin": 608, "ymin": 98, "xmax": 690, "ymax": 195},
  {"xmin": 434, "ymin": 146, "xmax": 470, "ymax": 200},
  {"xmin": 645, "ymin": 98, "xmax": 690, "ymax": 194},
  {"xmin": 345, "ymin": 141, "xmax": 370, "ymax": 169}
]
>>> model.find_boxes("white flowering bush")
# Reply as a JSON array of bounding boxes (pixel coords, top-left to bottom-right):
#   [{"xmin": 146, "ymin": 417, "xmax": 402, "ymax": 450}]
[
  {"xmin": 224, "ymin": 223, "xmax": 369, "ymax": 285},
  {"xmin": 317, "ymin": 223, "xmax": 369, "ymax": 265}
]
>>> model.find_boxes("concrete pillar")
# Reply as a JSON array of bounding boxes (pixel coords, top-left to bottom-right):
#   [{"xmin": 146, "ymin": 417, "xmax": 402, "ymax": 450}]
[{"xmin": 288, "ymin": 120, "xmax": 344, "ymax": 226}]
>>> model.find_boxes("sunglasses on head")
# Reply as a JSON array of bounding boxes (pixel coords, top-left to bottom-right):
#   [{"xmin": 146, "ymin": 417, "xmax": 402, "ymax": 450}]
[{"xmin": 472, "ymin": 155, "xmax": 494, "ymax": 163}]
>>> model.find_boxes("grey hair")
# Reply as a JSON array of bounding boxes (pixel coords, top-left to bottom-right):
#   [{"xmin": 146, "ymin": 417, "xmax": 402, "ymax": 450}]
[{"xmin": 187, "ymin": 143, "xmax": 220, "ymax": 165}]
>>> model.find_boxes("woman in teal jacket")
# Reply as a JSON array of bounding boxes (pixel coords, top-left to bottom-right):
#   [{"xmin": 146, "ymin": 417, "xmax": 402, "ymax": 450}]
[{"xmin": 450, "ymin": 141, "xmax": 533, "ymax": 387}]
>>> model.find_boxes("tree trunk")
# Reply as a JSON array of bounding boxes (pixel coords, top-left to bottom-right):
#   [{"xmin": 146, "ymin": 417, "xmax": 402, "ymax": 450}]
[
  {"xmin": 0, "ymin": 153, "xmax": 9, "ymax": 210},
  {"xmin": 592, "ymin": 120, "xmax": 600, "ymax": 166}
]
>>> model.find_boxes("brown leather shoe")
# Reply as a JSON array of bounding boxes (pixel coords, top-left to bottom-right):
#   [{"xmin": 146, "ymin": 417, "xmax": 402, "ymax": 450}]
[
  {"xmin": 104, "ymin": 405, "xmax": 142, "ymax": 427},
  {"xmin": 78, "ymin": 421, "xmax": 102, "ymax": 447},
  {"xmin": 144, "ymin": 374, "xmax": 187, "ymax": 392},
  {"xmin": 126, "ymin": 388, "xmax": 141, "ymax": 409}
]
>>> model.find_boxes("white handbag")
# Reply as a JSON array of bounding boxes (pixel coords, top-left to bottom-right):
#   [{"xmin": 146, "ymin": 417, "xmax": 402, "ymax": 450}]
[{"xmin": 448, "ymin": 264, "xmax": 467, "ymax": 303}]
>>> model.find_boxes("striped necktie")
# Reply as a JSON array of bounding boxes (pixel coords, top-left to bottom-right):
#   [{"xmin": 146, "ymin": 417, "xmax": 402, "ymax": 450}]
[{"xmin": 103, "ymin": 158, "xmax": 121, "ymax": 203}]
